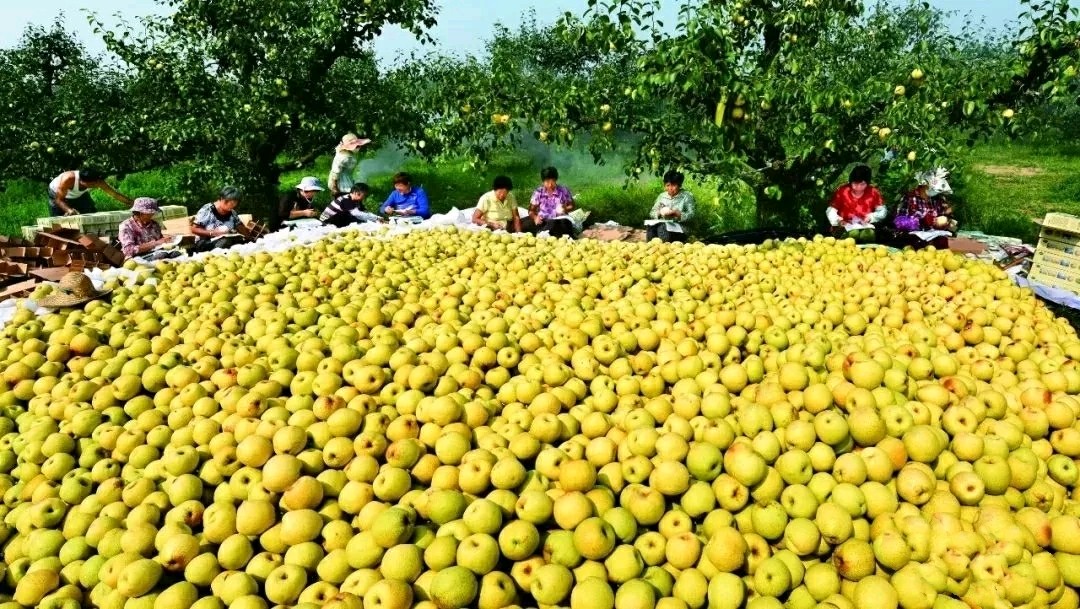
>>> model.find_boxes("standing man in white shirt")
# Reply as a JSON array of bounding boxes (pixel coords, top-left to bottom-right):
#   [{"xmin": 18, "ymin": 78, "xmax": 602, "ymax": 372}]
[{"xmin": 47, "ymin": 169, "xmax": 133, "ymax": 216}]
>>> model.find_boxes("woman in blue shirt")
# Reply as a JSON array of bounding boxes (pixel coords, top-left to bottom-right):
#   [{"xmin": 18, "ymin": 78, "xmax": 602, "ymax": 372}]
[{"xmin": 380, "ymin": 172, "xmax": 431, "ymax": 219}]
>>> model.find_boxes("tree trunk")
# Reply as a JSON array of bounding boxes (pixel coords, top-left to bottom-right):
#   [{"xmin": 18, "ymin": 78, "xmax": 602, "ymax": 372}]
[
  {"xmin": 241, "ymin": 136, "xmax": 288, "ymax": 227},
  {"xmin": 755, "ymin": 165, "xmax": 812, "ymax": 229}
]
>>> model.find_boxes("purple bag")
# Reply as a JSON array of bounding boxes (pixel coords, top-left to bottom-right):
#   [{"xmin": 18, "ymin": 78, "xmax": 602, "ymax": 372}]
[{"xmin": 893, "ymin": 215, "xmax": 920, "ymax": 232}]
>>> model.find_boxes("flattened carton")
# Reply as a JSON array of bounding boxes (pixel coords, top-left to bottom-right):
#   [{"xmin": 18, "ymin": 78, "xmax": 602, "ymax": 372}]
[
  {"xmin": 1033, "ymin": 242, "xmax": 1080, "ymax": 269},
  {"xmin": 160, "ymin": 205, "xmax": 189, "ymax": 220},
  {"xmin": 1035, "ymin": 212, "xmax": 1080, "ymax": 249},
  {"xmin": 1039, "ymin": 212, "xmax": 1080, "ymax": 234}
]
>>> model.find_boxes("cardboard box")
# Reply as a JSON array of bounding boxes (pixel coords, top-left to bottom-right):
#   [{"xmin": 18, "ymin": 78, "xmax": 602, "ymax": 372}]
[
  {"xmin": 29, "ymin": 267, "xmax": 70, "ymax": 282},
  {"xmin": 1037, "ymin": 234, "xmax": 1080, "ymax": 256},
  {"xmin": 35, "ymin": 226, "xmax": 82, "ymax": 239},
  {"xmin": 164, "ymin": 214, "xmax": 254, "ymax": 238},
  {"xmin": 0, "ymin": 279, "xmax": 39, "ymax": 303},
  {"xmin": 947, "ymin": 238, "xmax": 987, "ymax": 255},
  {"xmin": 35, "ymin": 232, "xmax": 85, "ymax": 250},
  {"xmin": 78, "ymin": 235, "xmax": 109, "ymax": 252},
  {"xmin": 1033, "ymin": 247, "xmax": 1080, "ymax": 271},
  {"xmin": 1028, "ymin": 269, "xmax": 1080, "ymax": 293},
  {"xmin": 0, "ymin": 261, "xmax": 29, "ymax": 276},
  {"xmin": 1037, "ymin": 212, "xmax": 1080, "ymax": 234},
  {"xmin": 100, "ymin": 246, "xmax": 124, "ymax": 267},
  {"xmin": 237, "ymin": 220, "xmax": 268, "ymax": 241},
  {"xmin": 1029, "ymin": 261, "xmax": 1080, "ymax": 293},
  {"xmin": 164, "ymin": 217, "xmax": 194, "ymax": 236},
  {"xmin": 1028, "ymin": 213, "xmax": 1080, "ymax": 294}
]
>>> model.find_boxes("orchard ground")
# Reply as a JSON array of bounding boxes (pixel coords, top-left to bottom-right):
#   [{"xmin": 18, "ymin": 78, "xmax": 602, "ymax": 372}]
[{"xmin": 2, "ymin": 137, "xmax": 1078, "ymax": 246}]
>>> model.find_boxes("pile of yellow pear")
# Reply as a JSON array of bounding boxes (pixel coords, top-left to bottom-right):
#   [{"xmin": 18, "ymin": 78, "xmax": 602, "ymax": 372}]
[{"xmin": 0, "ymin": 228, "xmax": 1078, "ymax": 609}]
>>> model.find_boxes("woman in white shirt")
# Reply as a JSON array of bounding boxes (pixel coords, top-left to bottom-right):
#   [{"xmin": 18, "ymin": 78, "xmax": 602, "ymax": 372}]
[{"xmin": 327, "ymin": 133, "xmax": 371, "ymax": 197}]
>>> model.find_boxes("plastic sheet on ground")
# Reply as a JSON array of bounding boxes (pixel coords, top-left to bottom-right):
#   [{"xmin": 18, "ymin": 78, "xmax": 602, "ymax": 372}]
[{"xmin": 956, "ymin": 230, "xmax": 1030, "ymax": 264}]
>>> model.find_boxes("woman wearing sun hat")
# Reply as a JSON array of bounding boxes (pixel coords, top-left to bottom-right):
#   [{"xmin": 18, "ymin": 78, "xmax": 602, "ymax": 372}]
[
  {"xmin": 35, "ymin": 272, "xmax": 112, "ymax": 308},
  {"xmin": 274, "ymin": 176, "xmax": 323, "ymax": 231},
  {"xmin": 328, "ymin": 133, "xmax": 372, "ymax": 197},
  {"xmin": 118, "ymin": 197, "xmax": 173, "ymax": 259}
]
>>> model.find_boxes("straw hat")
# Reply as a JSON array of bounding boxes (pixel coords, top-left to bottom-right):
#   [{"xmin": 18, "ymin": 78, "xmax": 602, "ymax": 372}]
[
  {"xmin": 35, "ymin": 272, "xmax": 112, "ymax": 308},
  {"xmin": 338, "ymin": 133, "xmax": 371, "ymax": 151}
]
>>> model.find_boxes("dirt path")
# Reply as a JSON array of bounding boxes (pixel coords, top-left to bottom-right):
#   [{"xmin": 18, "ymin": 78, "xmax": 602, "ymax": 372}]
[{"xmin": 975, "ymin": 164, "xmax": 1044, "ymax": 177}]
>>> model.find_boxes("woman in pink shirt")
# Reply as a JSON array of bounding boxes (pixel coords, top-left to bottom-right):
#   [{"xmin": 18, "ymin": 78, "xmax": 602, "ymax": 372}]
[
  {"xmin": 118, "ymin": 198, "xmax": 173, "ymax": 258},
  {"xmin": 526, "ymin": 166, "xmax": 577, "ymax": 238}
]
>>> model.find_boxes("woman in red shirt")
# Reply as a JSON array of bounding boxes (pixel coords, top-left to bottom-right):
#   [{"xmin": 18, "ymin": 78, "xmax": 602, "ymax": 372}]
[{"xmin": 826, "ymin": 164, "xmax": 886, "ymax": 241}]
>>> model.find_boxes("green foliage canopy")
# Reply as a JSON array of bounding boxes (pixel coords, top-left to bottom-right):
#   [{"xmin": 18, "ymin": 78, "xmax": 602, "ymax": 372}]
[
  {"xmin": 401, "ymin": 0, "xmax": 1080, "ymax": 228},
  {"xmin": 91, "ymin": 0, "xmax": 439, "ymax": 204}
]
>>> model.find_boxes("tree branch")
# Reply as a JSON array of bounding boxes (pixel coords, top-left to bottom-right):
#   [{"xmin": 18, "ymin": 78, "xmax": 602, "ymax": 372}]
[{"xmin": 278, "ymin": 146, "xmax": 324, "ymax": 171}]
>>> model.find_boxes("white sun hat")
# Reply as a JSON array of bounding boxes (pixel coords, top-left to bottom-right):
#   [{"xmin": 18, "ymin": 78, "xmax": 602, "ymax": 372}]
[{"xmin": 296, "ymin": 176, "xmax": 324, "ymax": 192}]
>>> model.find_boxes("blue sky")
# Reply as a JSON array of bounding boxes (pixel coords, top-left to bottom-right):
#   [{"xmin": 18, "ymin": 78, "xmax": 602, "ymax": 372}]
[{"xmin": 0, "ymin": 0, "xmax": 1028, "ymax": 63}]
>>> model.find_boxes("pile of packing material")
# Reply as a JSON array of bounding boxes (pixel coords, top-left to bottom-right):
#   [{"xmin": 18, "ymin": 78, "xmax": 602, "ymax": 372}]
[
  {"xmin": 582, "ymin": 221, "xmax": 648, "ymax": 243},
  {"xmin": 20, "ymin": 205, "xmax": 189, "ymax": 242},
  {"xmin": 1028, "ymin": 212, "xmax": 1080, "ymax": 293},
  {"xmin": 0, "ymin": 227, "xmax": 128, "ymax": 302}
]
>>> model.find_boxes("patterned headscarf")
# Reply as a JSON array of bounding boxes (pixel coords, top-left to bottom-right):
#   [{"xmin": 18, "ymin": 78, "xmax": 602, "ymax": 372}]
[{"xmin": 916, "ymin": 167, "xmax": 952, "ymax": 197}]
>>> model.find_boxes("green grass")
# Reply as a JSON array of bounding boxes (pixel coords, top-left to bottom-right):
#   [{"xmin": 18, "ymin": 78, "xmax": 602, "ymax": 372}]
[{"xmin": 954, "ymin": 139, "xmax": 1080, "ymax": 243}]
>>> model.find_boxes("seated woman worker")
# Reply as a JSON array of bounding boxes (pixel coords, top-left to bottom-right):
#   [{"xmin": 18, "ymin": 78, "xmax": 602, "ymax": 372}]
[
  {"xmin": 472, "ymin": 175, "xmax": 523, "ymax": 232},
  {"xmin": 118, "ymin": 197, "xmax": 172, "ymax": 259},
  {"xmin": 191, "ymin": 186, "xmax": 243, "ymax": 252},
  {"xmin": 646, "ymin": 170, "xmax": 696, "ymax": 242},
  {"xmin": 525, "ymin": 166, "xmax": 576, "ymax": 238},
  {"xmin": 273, "ymin": 176, "xmax": 322, "ymax": 230},
  {"xmin": 380, "ymin": 172, "xmax": 431, "ymax": 219},
  {"xmin": 885, "ymin": 168, "xmax": 956, "ymax": 249},
  {"xmin": 826, "ymin": 164, "xmax": 886, "ymax": 242}
]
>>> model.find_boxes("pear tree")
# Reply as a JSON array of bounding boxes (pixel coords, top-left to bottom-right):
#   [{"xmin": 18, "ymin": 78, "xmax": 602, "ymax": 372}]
[
  {"xmin": 408, "ymin": 0, "xmax": 1080, "ymax": 230},
  {"xmin": 556, "ymin": 0, "xmax": 1080, "ymax": 227},
  {"xmin": 91, "ymin": 0, "xmax": 439, "ymax": 212},
  {"xmin": 0, "ymin": 21, "xmax": 148, "ymax": 185}
]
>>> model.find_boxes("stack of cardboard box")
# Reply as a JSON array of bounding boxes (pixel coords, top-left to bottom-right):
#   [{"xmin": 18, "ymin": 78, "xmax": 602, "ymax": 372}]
[
  {"xmin": 0, "ymin": 227, "xmax": 126, "ymax": 302},
  {"xmin": 1030, "ymin": 213, "xmax": 1080, "ymax": 293}
]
